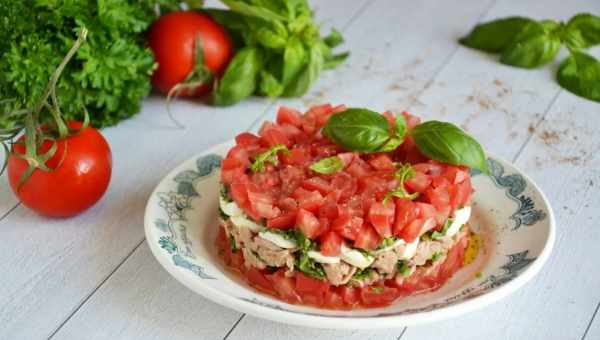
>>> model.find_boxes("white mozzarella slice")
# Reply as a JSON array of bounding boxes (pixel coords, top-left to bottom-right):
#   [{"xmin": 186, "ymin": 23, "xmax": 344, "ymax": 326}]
[
  {"xmin": 397, "ymin": 238, "xmax": 419, "ymax": 260},
  {"xmin": 374, "ymin": 239, "xmax": 406, "ymax": 254},
  {"xmin": 446, "ymin": 206, "xmax": 471, "ymax": 237},
  {"xmin": 258, "ymin": 231, "xmax": 297, "ymax": 249},
  {"xmin": 219, "ymin": 196, "xmax": 244, "ymax": 217},
  {"xmin": 230, "ymin": 215, "xmax": 262, "ymax": 233},
  {"xmin": 308, "ymin": 251, "xmax": 340, "ymax": 264},
  {"xmin": 340, "ymin": 244, "xmax": 374, "ymax": 269}
]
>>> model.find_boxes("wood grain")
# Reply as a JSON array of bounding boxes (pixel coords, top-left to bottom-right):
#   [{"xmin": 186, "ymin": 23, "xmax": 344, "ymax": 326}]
[{"xmin": 51, "ymin": 244, "xmax": 242, "ymax": 340}]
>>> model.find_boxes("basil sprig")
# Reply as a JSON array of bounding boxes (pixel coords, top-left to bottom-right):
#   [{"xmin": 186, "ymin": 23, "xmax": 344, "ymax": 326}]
[
  {"xmin": 323, "ymin": 109, "xmax": 489, "ymax": 174},
  {"xmin": 250, "ymin": 144, "xmax": 289, "ymax": 172},
  {"xmin": 460, "ymin": 13, "xmax": 600, "ymax": 103}
]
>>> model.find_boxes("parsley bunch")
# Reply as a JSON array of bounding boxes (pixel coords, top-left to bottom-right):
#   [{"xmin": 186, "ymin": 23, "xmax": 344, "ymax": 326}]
[{"xmin": 0, "ymin": 0, "xmax": 183, "ymax": 129}]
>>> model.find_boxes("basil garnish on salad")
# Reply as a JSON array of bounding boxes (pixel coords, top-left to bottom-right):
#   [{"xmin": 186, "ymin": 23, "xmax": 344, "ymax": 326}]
[
  {"xmin": 323, "ymin": 109, "xmax": 489, "ymax": 174},
  {"xmin": 309, "ymin": 156, "xmax": 344, "ymax": 174}
]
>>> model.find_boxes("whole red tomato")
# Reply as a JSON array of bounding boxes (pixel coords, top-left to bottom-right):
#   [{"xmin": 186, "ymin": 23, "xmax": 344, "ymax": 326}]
[
  {"xmin": 148, "ymin": 11, "xmax": 233, "ymax": 96},
  {"xmin": 7, "ymin": 121, "xmax": 112, "ymax": 217}
]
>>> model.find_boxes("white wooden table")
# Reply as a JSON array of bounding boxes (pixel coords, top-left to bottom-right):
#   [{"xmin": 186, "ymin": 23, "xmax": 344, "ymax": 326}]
[{"xmin": 2, "ymin": 0, "xmax": 599, "ymax": 339}]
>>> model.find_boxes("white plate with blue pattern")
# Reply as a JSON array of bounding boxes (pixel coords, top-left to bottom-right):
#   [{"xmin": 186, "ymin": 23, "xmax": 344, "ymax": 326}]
[{"xmin": 144, "ymin": 140, "xmax": 555, "ymax": 329}]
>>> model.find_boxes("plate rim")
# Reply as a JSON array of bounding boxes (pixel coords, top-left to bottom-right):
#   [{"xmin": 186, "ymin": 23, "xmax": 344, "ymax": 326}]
[{"xmin": 144, "ymin": 140, "xmax": 556, "ymax": 329}]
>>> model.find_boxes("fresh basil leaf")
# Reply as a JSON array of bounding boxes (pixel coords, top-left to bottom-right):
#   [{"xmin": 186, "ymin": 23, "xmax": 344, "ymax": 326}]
[
  {"xmin": 383, "ymin": 163, "xmax": 418, "ymax": 203},
  {"xmin": 411, "ymin": 121, "xmax": 489, "ymax": 174},
  {"xmin": 288, "ymin": 12, "xmax": 311, "ymax": 34},
  {"xmin": 323, "ymin": 108, "xmax": 391, "ymax": 152},
  {"xmin": 500, "ymin": 20, "xmax": 562, "ymax": 68},
  {"xmin": 377, "ymin": 237, "xmax": 396, "ymax": 250},
  {"xmin": 352, "ymin": 267, "xmax": 375, "ymax": 281},
  {"xmin": 214, "ymin": 47, "xmax": 263, "ymax": 106},
  {"xmin": 324, "ymin": 52, "xmax": 349, "ymax": 70},
  {"xmin": 220, "ymin": 0, "xmax": 288, "ymax": 23},
  {"xmin": 259, "ymin": 70, "xmax": 283, "ymax": 97},
  {"xmin": 557, "ymin": 50, "xmax": 600, "ymax": 103},
  {"xmin": 282, "ymin": 36, "xmax": 307, "ymax": 85},
  {"xmin": 395, "ymin": 114, "xmax": 408, "ymax": 139},
  {"xmin": 459, "ymin": 17, "xmax": 535, "ymax": 53},
  {"xmin": 283, "ymin": 43, "xmax": 323, "ymax": 97},
  {"xmin": 564, "ymin": 13, "xmax": 600, "ymax": 49},
  {"xmin": 309, "ymin": 156, "xmax": 344, "ymax": 174},
  {"xmin": 430, "ymin": 251, "xmax": 444, "ymax": 262},
  {"xmin": 396, "ymin": 260, "xmax": 412, "ymax": 277},
  {"xmin": 432, "ymin": 218, "xmax": 453, "ymax": 239},
  {"xmin": 376, "ymin": 136, "xmax": 402, "ymax": 153},
  {"xmin": 324, "ymin": 28, "xmax": 344, "ymax": 48},
  {"xmin": 255, "ymin": 26, "xmax": 287, "ymax": 49},
  {"xmin": 203, "ymin": 9, "xmax": 248, "ymax": 32}
]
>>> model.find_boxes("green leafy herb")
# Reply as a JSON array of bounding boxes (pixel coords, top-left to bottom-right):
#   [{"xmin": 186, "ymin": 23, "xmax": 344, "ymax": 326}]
[
  {"xmin": 432, "ymin": 218, "xmax": 453, "ymax": 239},
  {"xmin": 283, "ymin": 43, "xmax": 324, "ymax": 97},
  {"xmin": 309, "ymin": 156, "xmax": 344, "ymax": 174},
  {"xmin": 220, "ymin": 185, "xmax": 231, "ymax": 201},
  {"xmin": 229, "ymin": 236, "xmax": 238, "ymax": 252},
  {"xmin": 460, "ymin": 13, "xmax": 600, "ymax": 103},
  {"xmin": 430, "ymin": 252, "xmax": 444, "ymax": 262},
  {"xmin": 324, "ymin": 28, "xmax": 344, "ymax": 48},
  {"xmin": 500, "ymin": 20, "xmax": 562, "ymax": 68},
  {"xmin": 214, "ymin": 47, "xmax": 263, "ymax": 106},
  {"xmin": 411, "ymin": 121, "xmax": 489, "ymax": 174},
  {"xmin": 563, "ymin": 13, "xmax": 600, "ymax": 49},
  {"xmin": 259, "ymin": 70, "xmax": 284, "ymax": 97},
  {"xmin": 352, "ymin": 267, "xmax": 375, "ymax": 281},
  {"xmin": 0, "ymin": 1, "xmax": 184, "ymax": 130},
  {"xmin": 323, "ymin": 108, "xmax": 392, "ymax": 152},
  {"xmin": 384, "ymin": 163, "xmax": 419, "ymax": 203},
  {"xmin": 219, "ymin": 207, "xmax": 230, "ymax": 220},
  {"xmin": 293, "ymin": 229, "xmax": 325, "ymax": 279},
  {"xmin": 396, "ymin": 260, "xmax": 412, "ymax": 277},
  {"xmin": 459, "ymin": 17, "xmax": 535, "ymax": 53},
  {"xmin": 250, "ymin": 144, "xmax": 289, "ymax": 172},
  {"xmin": 377, "ymin": 237, "xmax": 396, "ymax": 250},
  {"xmin": 557, "ymin": 50, "xmax": 600, "ymax": 103}
]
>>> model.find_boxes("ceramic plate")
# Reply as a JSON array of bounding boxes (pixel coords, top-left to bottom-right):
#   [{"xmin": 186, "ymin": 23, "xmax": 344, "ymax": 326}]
[{"xmin": 144, "ymin": 140, "xmax": 555, "ymax": 329}]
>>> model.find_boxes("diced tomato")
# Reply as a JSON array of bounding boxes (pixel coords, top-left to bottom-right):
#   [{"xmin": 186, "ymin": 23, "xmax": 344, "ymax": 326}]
[
  {"xmin": 393, "ymin": 199, "xmax": 418, "ymax": 236},
  {"xmin": 226, "ymin": 145, "xmax": 250, "ymax": 167},
  {"xmin": 368, "ymin": 154, "xmax": 395, "ymax": 171},
  {"xmin": 301, "ymin": 113, "xmax": 318, "ymax": 134},
  {"xmin": 368, "ymin": 201, "xmax": 395, "ymax": 237},
  {"xmin": 426, "ymin": 186, "xmax": 450, "ymax": 211},
  {"xmin": 331, "ymin": 104, "xmax": 347, "ymax": 113},
  {"xmin": 220, "ymin": 166, "xmax": 245, "ymax": 185},
  {"xmin": 247, "ymin": 183, "xmax": 281, "ymax": 219},
  {"xmin": 279, "ymin": 166, "xmax": 304, "ymax": 194},
  {"xmin": 317, "ymin": 217, "xmax": 331, "ymax": 237},
  {"xmin": 443, "ymin": 165, "xmax": 469, "ymax": 184},
  {"xmin": 438, "ymin": 234, "xmax": 468, "ymax": 281},
  {"xmin": 346, "ymin": 157, "xmax": 372, "ymax": 178},
  {"xmin": 331, "ymin": 172, "xmax": 358, "ymax": 201},
  {"xmin": 295, "ymin": 272, "xmax": 330, "ymax": 302},
  {"xmin": 431, "ymin": 176, "xmax": 451, "ymax": 188},
  {"xmin": 279, "ymin": 123, "xmax": 303, "ymax": 140},
  {"xmin": 278, "ymin": 197, "xmax": 298, "ymax": 211},
  {"xmin": 293, "ymin": 188, "xmax": 325, "ymax": 213},
  {"xmin": 324, "ymin": 288, "xmax": 346, "ymax": 309},
  {"xmin": 336, "ymin": 152, "xmax": 355, "ymax": 168},
  {"xmin": 338, "ymin": 286, "xmax": 360, "ymax": 306},
  {"xmin": 247, "ymin": 268, "xmax": 275, "ymax": 294},
  {"xmin": 283, "ymin": 147, "xmax": 310, "ymax": 166},
  {"xmin": 360, "ymin": 285, "xmax": 399, "ymax": 307},
  {"xmin": 235, "ymin": 132, "xmax": 261, "ymax": 147},
  {"xmin": 318, "ymin": 200, "xmax": 339, "ymax": 220},
  {"xmin": 320, "ymin": 231, "xmax": 343, "ymax": 256},
  {"xmin": 267, "ymin": 210, "xmax": 297, "ymax": 229},
  {"xmin": 455, "ymin": 178, "xmax": 472, "ymax": 207},
  {"xmin": 400, "ymin": 217, "xmax": 435, "ymax": 243},
  {"xmin": 333, "ymin": 215, "xmax": 362, "ymax": 241},
  {"xmin": 416, "ymin": 202, "xmax": 437, "ymax": 220},
  {"xmin": 268, "ymin": 270, "xmax": 301, "ymax": 304},
  {"xmin": 354, "ymin": 223, "xmax": 381, "ymax": 250},
  {"xmin": 262, "ymin": 128, "xmax": 292, "ymax": 147},
  {"xmin": 302, "ymin": 177, "xmax": 332, "ymax": 195},
  {"xmin": 402, "ymin": 111, "xmax": 421, "ymax": 129},
  {"xmin": 308, "ymin": 103, "xmax": 334, "ymax": 126},
  {"xmin": 405, "ymin": 171, "xmax": 431, "ymax": 193},
  {"xmin": 230, "ymin": 181, "xmax": 249, "ymax": 206},
  {"xmin": 358, "ymin": 175, "xmax": 388, "ymax": 197},
  {"xmin": 277, "ymin": 106, "xmax": 303, "ymax": 127},
  {"xmin": 296, "ymin": 208, "xmax": 321, "ymax": 239},
  {"xmin": 413, "ymin": 161, "xmax": 444, "ymax": 176}
]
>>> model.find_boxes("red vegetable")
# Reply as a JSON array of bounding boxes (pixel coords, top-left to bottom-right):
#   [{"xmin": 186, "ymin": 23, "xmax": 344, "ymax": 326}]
[{"xmin": 148, "ymin": 11, "xmax": 233, "ymax": 96}]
